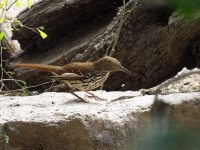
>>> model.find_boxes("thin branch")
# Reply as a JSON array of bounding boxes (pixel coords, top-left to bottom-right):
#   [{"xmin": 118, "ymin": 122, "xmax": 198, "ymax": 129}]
[
  {"xmin": 105, "ymin": 0, "xmax": 126, "ymax": 56},
  {"xmin": 27, "ymin": 80, "xmax": 54, "ymax": 89},
  {"xmin": 105, "ymin": 0, "xmax": 135, "ymax": 56},
  {"xmin": 109, "ymin": 0, "xmax": 126, "ymax": 56},
  {"xmin": 0, "ymin": 79, "xmax": 27, "ymax": 82},
  {"xmin": 0, "ymin": 0, "xmax": 8, "ymax": 27},
  {"xmin": 0, "ymin": 80, "xmax": 54, "ymax": 94},
  {"xmin": 6, "ymin": 0, "xmax": 18, "ymax": 10},
  {"xmin": 153, "ymin": 70, "xmax": 200, "ymax": 101},
  {"xmin": 1, "ymin": 67, "xmax": 32, "ymax": 94},
  {"xmin": 0, "ymin": 42, "xmax": 4, "ymax": 91}
]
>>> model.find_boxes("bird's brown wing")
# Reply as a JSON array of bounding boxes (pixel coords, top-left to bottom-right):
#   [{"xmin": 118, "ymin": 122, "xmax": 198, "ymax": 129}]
[
  {"xmin": 51, "ymin": 73, "xmax": 86, "ymax": 80},
  {"xmin": 61, "ymin": 62, "xmax": 94, "ymax": 74}
]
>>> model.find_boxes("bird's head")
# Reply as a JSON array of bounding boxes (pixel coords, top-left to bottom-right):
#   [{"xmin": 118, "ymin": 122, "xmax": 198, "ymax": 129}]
[{"xmin": 93, "ymin": 56, "xmax": 132, "ymax": 75}]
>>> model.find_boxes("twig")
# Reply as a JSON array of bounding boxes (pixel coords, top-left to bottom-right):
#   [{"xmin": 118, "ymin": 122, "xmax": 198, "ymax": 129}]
[
  {"xmin": 0, "ymin": 42, "xmax": 4, "ymax": 91},
  {"xmin": 6, "ymin": 0, "xmax": 18, "ymax": 10},
  {"xmin": 0, "ymin": 0, "xmax": 8, "ymax": 27},
  {"xmin": 105, "ymin": 0, "xmax": 126, "ymax": 56},
  {"xmin": 109, "ymin": 0, "xmax": 126, "ymax": 56},
  {"xmin": 105, "ymin": 0, "xmax": 135, "ymax": 56},
  {"xmin": 27, "ymin": 80, "xmax": 54, "ymax": 89},
  {"xmin": 0, "ymin": 79, "xmax": 26, "ymax": 82},
  {"xmin": 153, "ymin": 70, "xmax": 200, "ymax": 101},
  {"xmin": 1, "ymin": 67, "xmax": 32, "ymax": 94},
  {"xmin": 0, "ymin": 80, "xmax": 54, "ymax": 94}
]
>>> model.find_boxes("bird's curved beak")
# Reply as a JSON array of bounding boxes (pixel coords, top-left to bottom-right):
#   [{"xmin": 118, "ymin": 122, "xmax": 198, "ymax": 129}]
[{"xmin": 120, "ymin": 66, "xmax": 132, "ymax": 76}]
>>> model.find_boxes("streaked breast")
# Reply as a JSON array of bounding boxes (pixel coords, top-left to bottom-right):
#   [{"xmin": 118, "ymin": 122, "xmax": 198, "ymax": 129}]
[{"xmin": 68, "ymin": 72, "xmax": 109, "ymax": 91}]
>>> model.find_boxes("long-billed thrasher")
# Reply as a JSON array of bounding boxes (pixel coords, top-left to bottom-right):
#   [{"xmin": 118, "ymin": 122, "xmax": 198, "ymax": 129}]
[{"xmin": 14, "ymin": 56, "xmax": 132, "ymax": 102}]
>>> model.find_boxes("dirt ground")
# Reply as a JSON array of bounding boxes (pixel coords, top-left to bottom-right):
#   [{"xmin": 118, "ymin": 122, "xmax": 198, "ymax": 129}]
[{"xmin": 161, "ymin": 68, "xmax": 200, "ymax": 94}]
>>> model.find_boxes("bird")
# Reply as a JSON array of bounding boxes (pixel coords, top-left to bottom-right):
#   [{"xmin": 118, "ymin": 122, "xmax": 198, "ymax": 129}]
[{"xmin": 14, "ymin": 56, "xmax": 132, "ymax": 102}]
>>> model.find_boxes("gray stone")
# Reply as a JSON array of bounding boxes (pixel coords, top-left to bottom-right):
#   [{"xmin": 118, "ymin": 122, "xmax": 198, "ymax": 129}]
[{"xmin": 0, "ymin": 91, "xmax": 200, "ymax": 149}]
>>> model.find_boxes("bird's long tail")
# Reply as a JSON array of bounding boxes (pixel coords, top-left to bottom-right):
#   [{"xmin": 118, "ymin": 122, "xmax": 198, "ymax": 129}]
[{"xmin": 14, "ymin": 63, "xmax": 62, "ymax": 74}]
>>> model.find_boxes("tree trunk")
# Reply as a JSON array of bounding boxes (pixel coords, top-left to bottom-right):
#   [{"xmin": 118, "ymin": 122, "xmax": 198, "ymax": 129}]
[{"xmin": 9, "ymin": 0, "xmax": 200, "ymax": 91}]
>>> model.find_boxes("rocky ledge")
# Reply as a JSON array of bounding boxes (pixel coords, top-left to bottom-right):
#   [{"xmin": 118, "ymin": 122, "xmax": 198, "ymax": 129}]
[{"xmin": 0, "ymin": 91, "xmax": 200, "ymax": 150}]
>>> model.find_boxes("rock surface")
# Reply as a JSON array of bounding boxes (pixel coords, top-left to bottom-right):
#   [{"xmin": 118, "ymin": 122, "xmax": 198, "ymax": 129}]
[{"xmin": 0, "ymin": 91, "xmax": 200, "ymax": 150}]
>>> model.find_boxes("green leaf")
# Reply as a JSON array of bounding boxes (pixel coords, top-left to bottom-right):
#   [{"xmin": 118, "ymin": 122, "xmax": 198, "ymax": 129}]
[
  {"xmin": 22, "ymin": 88, "xmax": 28, "ymax": 96},
  {"xmin": 6, "ymin": 71, "xmax": 15, "ymax": 76},
  {"xmin": 0, "ymin": 31, "xmax": 5, "ymax": 41},
  {"xmin": 13, "ymin": 19, "xmax": 23, "ymax": 27},
  {"xmin": 0, "ymin": 17, "xmax": 4, "ymax": 23},
  {"xmin": 20, "ymin": 80, "xmax": 28, "ymax": 96},
  {"xmin": 26, "ymin": 0, "xmax": 31, "ymax": 9},
  {"xmin": 15, "ymin": 0, "xmax": 20, "ymax": 7},
  {"xmin": 2, "ymin": 46, "xmax": 6, "ymax": 50},
  {"xmin": 37, "ymin": 28, "xmax": 47, "ymax": 39},
  {"xmin": 2, "ymin": 0, "xmax": 6, "ymax": 6},
  {"xmin": 20, "ymin": 80, "xmax": 27, "ymax": 86},
  {"xmin": 1, "ymin": 133, "xmax": 9, "ymax": 144}
]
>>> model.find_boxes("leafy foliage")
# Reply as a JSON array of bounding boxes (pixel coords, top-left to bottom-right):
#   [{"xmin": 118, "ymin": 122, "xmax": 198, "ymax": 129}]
[
  {"xmin": 0, "ymin": 0, "xmax": 48, "ymax": 96},
  {"xmin": 170, "ymin": 0, "xmax": 200, "ymax": 14},
  {"xmin": 37, "ymin": 28, "xmax": 47, "ymax": 39},
  {"xmin": 0, "ymin": 132, "xmax": 9, "ymax": 144},
  {"xmin": 155, "ymin": 0, "xmax": 200, "ymax": 14},
  {"xmin": 26, "ymin": 0, "xmax": 31, "ymax": 9}
]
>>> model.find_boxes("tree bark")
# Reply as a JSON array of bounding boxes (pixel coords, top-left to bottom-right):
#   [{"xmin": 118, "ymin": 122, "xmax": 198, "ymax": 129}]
[{"xmin": 9, "ymin": 0, "xmax": 200, "ymax": 91}]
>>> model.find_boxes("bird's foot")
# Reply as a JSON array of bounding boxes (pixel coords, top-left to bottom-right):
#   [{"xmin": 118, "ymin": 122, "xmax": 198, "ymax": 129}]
[{"xmin": 84, "ymin": 91, "xmax": 106, "ymax": 101}]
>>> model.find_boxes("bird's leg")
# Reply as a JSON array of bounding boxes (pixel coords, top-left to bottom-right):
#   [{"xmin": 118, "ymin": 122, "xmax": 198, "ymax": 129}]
[
  {"xmin": 70, "ymin": 91, "xmax": 88, "ymax": 102},
  {"xmin": 67, "ymin": 83, "xmax": 87, "ymax": 102},
  {"xmin": 84, "ymin": 91, "xmax": 106, "ymax": 101},
  {"xmin": 100, "ymin": 85, "xmax": 103, "ymax": 90}
]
